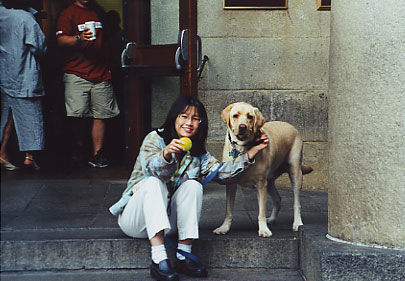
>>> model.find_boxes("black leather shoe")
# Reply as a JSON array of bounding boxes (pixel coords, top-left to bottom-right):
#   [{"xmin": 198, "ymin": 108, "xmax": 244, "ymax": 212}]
[
  {"xmin": 150, "ymin": 259, "xmax": 179, "ymax": 281},
  {"xmin": 175, "ymin": 257, "xmax": 208, "ymax": 278}
]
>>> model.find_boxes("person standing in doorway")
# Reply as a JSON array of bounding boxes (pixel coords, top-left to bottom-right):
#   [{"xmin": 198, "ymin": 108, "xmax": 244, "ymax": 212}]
[
  {"xmin": 0, "ymin": 0, "xmax": 46, "ymax": 171},
  {"xmin": 56, "ymin": 0, "xmax": 120, "ymax": 168}
]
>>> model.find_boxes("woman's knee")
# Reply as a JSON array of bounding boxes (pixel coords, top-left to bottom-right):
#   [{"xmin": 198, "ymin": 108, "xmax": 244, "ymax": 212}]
[
  {"xmin": 143, "ymin": 176, "xmax": 166, "ymax": 193},
  {"xmin": 144, "ymin": 176, "xmax": 164, "ymax": 186},
  {"xmin": 179, "ymin": 180, "xmax": 203, "ymax": 198}
]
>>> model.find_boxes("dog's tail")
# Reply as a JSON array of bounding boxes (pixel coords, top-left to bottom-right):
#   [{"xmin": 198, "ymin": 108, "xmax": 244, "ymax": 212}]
[{"xmin": 301, "ymin": 165, "xmax": 313, "ymax": 175}]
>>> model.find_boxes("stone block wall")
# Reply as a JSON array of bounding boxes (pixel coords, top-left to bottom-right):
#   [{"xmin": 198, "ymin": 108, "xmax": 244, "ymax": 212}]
[{"xmin": 198, "ymin": 0, "xmax": 330, "ymax": 190}]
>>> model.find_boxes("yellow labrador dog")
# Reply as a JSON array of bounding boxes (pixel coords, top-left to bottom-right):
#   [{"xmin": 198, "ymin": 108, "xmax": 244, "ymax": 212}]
[{"xmin": 213, "ymin": 102, "xmax": 312, "ymax": 237}]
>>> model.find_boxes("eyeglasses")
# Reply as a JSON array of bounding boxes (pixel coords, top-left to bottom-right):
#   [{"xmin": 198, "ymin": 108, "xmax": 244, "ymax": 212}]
[{"xmin": 178, "ymin": 114, "xmax": 202, "ymax": 124}]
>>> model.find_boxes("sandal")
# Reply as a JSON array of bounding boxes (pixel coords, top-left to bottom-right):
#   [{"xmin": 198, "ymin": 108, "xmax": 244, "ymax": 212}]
[
  {"xmin": 0, "ymin": 157, "xmax": 18, "ymax": 171},
  {"xmin": 24, "ymin": 156, "xmax": 40, "ymax": 171}
]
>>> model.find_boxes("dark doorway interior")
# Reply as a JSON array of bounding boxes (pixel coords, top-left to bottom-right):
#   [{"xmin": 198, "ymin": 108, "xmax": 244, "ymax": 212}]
[
  {"xmin": 4, "ymin": 0, "xmax": 127, "ymax": 175},
  {"xmin": 3, "ymin": 0, "xmax": 198, "ymax": 178}
]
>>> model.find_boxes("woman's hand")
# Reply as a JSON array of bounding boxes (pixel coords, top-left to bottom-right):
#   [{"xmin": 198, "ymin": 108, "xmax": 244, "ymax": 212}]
[
  {"xmin": 163, "ymin": 139, "xmax": 187, "ymax": 162},
  {"xmin": 247, "ymin": 133, "xmax": 269, "ymax": 161}
]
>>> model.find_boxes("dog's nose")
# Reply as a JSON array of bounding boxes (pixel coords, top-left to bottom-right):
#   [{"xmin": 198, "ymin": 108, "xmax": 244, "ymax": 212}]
[{"xmin": 239, "ymin": 124, "xmax": 247, "ymax": 134}]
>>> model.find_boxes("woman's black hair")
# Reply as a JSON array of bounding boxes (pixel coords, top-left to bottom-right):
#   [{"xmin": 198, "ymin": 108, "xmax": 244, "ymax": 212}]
[{"xmin": 157, "ymin": 96, "xmax": 208, "ymax": 156}]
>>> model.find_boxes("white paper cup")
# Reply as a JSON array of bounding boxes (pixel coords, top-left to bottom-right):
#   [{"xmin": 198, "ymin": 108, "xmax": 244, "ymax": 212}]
[{"xmin": 85, "ymin": 21, "xmax": 96, "ymax": 40}]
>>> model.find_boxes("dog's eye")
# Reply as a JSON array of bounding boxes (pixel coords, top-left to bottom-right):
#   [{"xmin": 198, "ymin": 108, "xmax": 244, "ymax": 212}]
[
  {"xmin": 233, "ymin": 114, "xmax": 239, "ymax": 118},
  {"xmin": 247, "ymin": 115, "xmax": 253, "ymax": 120}
]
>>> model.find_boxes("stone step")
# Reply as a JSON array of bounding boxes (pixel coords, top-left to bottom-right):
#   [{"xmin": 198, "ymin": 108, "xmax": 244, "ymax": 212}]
[
  {"xmin": 0, "ymin": 268, "xmax": 304, "ymax": 281},
  {"xmin": 1, "ymin": 179, "xmax": 329, "ymax": 280},
  {"xmin": 300, "ymin": 226, "xmax": 405, "ymax": 281},
  {"xmin": 1, "ymin": 228, "xmax": 300, "ymax": 272}
]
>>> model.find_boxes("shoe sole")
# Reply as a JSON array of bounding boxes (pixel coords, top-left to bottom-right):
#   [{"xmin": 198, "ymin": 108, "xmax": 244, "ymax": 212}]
[
  {"xmin": 1, "ymin": 165, "xmax": 19, "ymax": 171},
  {"xmin": 1, "ymin": 158, "xmax": 19, "ymax": 171},
  {"xmin": 175, "ymin": 265, "xmax": 208, "ymax": 278},
  {"xmin": 150, "ymin": 267, "xmax": 179, "ymax": 281}
]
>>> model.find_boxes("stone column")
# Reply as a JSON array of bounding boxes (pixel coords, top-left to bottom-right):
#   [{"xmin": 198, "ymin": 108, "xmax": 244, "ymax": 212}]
[{"xmin": 328, "ymin": 0, "xmax": 405, "ymax": 247}]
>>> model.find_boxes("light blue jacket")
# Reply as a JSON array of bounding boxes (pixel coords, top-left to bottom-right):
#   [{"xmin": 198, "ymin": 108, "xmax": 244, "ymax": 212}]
[
  {"xmin": 0, "ymin": 3, "xmax": 46, "ymax": 98},
  {"xmin": 109, "ymin": 130, "xmax": 254, "ymax": 216}
]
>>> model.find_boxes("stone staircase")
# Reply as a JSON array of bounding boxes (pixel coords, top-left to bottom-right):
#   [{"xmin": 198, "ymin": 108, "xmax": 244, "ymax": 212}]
[
  {"xmin": 2, "ymin": 178, "xmax": 403, "ymax": 280},
  {"xmin": 1, "ymin": 229, "xmax": 305, "ymax": 280},
  {"xmin": 1, "ymin": 179, "xmax": 317, "ymax": 280}
]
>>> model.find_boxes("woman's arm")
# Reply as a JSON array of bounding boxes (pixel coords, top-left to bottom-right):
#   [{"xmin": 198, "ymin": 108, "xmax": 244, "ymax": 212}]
[
  {"xmin": 138, "ymin": 132, "xmax": 179, "ymax": 182},
  {"xmin": 201, "ymin": 133, "xmax": 269, "ymax": 183},
  {"xmin": 162, "ymin": 138, "xmax": 188, "ymax": 162},
  {"xmin": 247, "ymin": 133, "xmax": 269, "ymax": 160}
]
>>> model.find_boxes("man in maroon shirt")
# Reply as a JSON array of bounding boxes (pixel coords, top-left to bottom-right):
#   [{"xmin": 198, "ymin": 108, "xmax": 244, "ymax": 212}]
[{"xmin": 56, "ymin": 0, "xmax": 120, "ymax": 168}]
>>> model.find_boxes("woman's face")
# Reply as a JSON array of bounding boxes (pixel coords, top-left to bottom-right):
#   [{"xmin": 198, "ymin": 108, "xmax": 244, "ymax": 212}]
[{"xmin": 175, "ymin": 106, "xmax": 201, "ymax": 138}]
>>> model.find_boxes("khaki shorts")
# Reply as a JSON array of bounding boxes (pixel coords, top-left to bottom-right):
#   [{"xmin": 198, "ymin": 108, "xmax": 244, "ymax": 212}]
[{"xmin": 64, "ymin": 73, "xmax": 120, "ymax": 118}]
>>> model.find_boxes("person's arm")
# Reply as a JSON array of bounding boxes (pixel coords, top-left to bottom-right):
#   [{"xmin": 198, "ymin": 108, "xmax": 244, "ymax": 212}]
[
  {"xmin": 57, "ymin": 28, "xmax": 93, "ymax": 47},
  {"xmin": 56, "ymin": 8, "xmax": 94, "ymax": 48},
  {"xmin": 201, "ymin": 133, "xmax": 269, "ymax": 184},
  {"xmin": 25, "ymin": 17, "xmax": 46, "ymax": 56},
  {"xmin": 162, "ymin": 138, "xmax": 188, "ymax": 162},
  {"xmin": 247, "ymin": 133, "xmax": 269, "ymax": 161},
  {"xmin": 138, "ymin": 133, "xmax": 178, "ymax": 182}
]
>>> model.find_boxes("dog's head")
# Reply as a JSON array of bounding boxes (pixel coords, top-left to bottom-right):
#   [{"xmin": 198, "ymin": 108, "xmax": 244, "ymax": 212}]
[{"xmin": 221, "ymin": 102, "xmax": 265, "ymax": 145}]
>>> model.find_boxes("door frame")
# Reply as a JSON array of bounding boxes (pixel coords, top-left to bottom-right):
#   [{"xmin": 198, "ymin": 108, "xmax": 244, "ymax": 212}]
[{"xmin": 123, "ymin": 0, "xmax": 198, "ymax": 163}]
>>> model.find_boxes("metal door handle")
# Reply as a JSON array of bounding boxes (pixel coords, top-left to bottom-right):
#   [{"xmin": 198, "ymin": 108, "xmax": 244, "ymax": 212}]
[
  {"xmin": 175, "ymin": 30, "xmax": 189, "ymax": 70},
  {"xmin": 175, "ymin": 47, "xmax": 182, "ymax": 70},
  {"xmin": 121, "ymin": 42, "xmax": 135, "ymax": 68}
]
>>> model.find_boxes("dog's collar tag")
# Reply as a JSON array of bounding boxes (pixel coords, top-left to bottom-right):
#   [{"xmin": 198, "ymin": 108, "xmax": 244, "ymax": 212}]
[{"xmin": 229, "ymin": 149, "xmax": 240, "ymax": 158}]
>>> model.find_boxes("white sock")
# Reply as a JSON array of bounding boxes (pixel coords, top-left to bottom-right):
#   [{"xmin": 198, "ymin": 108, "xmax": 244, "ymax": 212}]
[
  {"xmin": 151, "ymin": 244, "xmax": 168, "ymax": 264},
  {"xmin": 176, "ymin": 243, "xmax": 192, "ymax": 260}
]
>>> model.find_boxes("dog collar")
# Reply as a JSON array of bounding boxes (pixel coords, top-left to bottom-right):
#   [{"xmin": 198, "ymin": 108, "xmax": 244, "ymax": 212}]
[
  {"xmin": 228, "ymin": 130, "xmax": 263, "ymax": 147},
  {"xmin": 227, "ymin": 130, "xmax": 263, "ymax": 158}
]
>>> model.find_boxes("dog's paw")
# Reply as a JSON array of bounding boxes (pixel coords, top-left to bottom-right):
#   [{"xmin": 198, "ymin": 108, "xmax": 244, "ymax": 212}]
[
  {"xmin": 213, "ymin": 222, "xmax": 231, "ymax": 235},
  {"xmin": 258, "ymin": 221, "xmax": 272, "ymax": 237},
  {"xmin": 213, "ymin": 225, "xmax": 230, "ymax": 235},
  {"xmin": 292, "ymin": 221, "xmax": 303, "ymax": 232},
  {"xmin": 258, "ymin": 228, "xmax": 272, "ymax": 237}
]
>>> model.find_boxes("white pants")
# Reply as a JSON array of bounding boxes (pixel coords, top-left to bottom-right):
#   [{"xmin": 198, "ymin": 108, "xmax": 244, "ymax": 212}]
[{"xmin": 118, "ymin": 177, "xmax": 203, "ymax": 241}]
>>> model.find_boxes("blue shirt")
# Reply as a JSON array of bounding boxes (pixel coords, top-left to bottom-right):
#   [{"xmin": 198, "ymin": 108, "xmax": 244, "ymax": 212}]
[{"xmin": 0, "ymin": 2, "xmax": 46, "ymax": 98}]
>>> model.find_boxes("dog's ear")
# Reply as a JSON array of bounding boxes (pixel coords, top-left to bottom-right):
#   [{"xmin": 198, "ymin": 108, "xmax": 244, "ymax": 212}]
[
  {"xmin": 221, "ymin": 103, "xmax": 234, "ymax": 125},
  {"xmin": 253, "ymin": 107, "xmax": 265, "ymax": 131}
]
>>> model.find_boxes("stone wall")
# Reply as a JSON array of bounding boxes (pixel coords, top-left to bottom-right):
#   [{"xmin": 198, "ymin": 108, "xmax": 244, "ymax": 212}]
[{"xmin": 198, "ymin": 0, "xmax": 330, "ymax": 190}]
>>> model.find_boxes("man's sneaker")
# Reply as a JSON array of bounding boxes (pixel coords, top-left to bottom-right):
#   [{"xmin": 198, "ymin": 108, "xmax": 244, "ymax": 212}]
[{"xmin": 89, "ymin": 149, "xmax": 109, "ymax": 168}]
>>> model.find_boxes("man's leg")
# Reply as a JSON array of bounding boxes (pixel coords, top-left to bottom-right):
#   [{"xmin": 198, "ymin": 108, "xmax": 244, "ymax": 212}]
[
  {"xmin": 92, "ymin": 118, "xmax": 105, "ymax": 155},
  {"xmin": 89, "ymin": 118, "xmax": 108, "ymax": 167},
  {"xmin": 68, "ymin": 117, "xmax": 88, "ymax": 166},
  {"xmin": 63, "ymin": 73, "xmax": 92, "ymax": 166},
  {"xmin": 89, "ymin": 79, "xmax": 120, "ymax": 168},
  {"xmin": 69, "ymin": 117, "xmax": 87, "ymax": 148}
]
